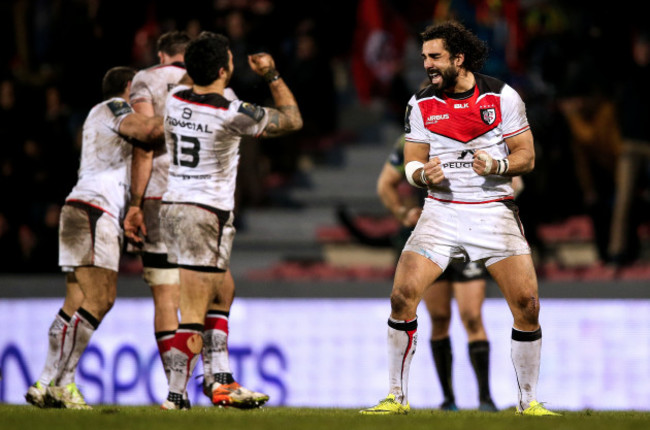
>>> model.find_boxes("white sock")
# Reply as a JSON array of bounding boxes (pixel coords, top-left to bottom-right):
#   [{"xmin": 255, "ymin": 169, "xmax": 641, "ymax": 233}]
[
  {"xmin": 387, "ymin": 317, "xmax": 418, "ymax": 405},
  {"xmin": 168, "ymin": 325, "xmax": 203, "ymax": 396},
  {"xmin": 511, "ymin": 327, "xmax": 542, "ymax": 410},
  {"xmin": 155, "ymin": 331, "xmax": 176, "ymax": 384},
  {"xmin": 202, "ymin": 311, "xmax": 232, "ymax": 386},
  {"xmin": 56, "ymin": 308, "xmax": 99, "ymax": 386},
  {"xmin": 37, "ymin": 310, "xmax": 71, "ymax": 385}
]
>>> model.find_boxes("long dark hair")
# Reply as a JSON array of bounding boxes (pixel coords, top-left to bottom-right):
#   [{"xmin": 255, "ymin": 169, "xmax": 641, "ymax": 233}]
[{"xmin": 420, "ymin": 21, "xmax": 488, "ymax": 72}]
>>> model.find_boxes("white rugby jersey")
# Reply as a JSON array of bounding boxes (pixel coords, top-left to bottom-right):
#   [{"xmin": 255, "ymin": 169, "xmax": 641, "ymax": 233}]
[
  {"xmin": 130, "ymin": 63, "xmax": 187, "ymax": 198},
  {"xmin": 405, "ymin": 73, "xmax": 529, "ymax": 203},
  {"xmin": 130, "ymin": 63, "xmax": 238, "ymax": 199},
  {"xmin": 162, "ymin": 85, "xmax": 269, "ymax": 210},
  {"xmin": 65, "ymin": 97, "xmax": 134, "ymax": 220}
]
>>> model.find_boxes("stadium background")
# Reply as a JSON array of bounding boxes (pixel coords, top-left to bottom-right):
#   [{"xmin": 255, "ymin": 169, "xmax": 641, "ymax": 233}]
[{"xmin": 1, "ymin": 0, "xmax": 649, "ymax": 411}]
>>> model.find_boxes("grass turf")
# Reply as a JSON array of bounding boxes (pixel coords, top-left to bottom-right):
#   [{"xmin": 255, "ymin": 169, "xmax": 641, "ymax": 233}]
[{"xmin": 3, "ymin": 405, "xmax": 650, "ymax": 430}]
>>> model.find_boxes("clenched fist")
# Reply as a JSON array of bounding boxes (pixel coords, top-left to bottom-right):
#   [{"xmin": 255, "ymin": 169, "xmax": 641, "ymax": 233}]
[
  {"xmin": 248, "ymin": 53, "xmax": 276, "ymax": 76},
  {"xmin": 473, "ymin": 150, "xmax": 508, "ymax": 176},
  {"xmin": 421, "ymin": 156, "xmax": 445, "ymax": 186}
]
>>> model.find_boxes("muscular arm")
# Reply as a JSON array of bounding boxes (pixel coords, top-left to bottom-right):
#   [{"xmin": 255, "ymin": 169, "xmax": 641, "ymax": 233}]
[
  {"xmin": 260, "ymin": 78, "xmax": 303, "ymax": 138},
  {"xmin": 119, "ymin": 112, "xmax": 164, "ymax": 146},
  {"xmin": 128, "ymin": 102, "xmax": 155, "ymax": 207},
  {"xmin": 129, "ymin": 148, "xmax": 153, "ymax": 207},
  {"xmin": 248, "ymin": 53, "xmax": 303, "ymax": 138},
  {"xmin": 404, "ymin": 139, "xmax": 444, "ymax": 188},
  {"xmin": 473, "ymin": 129, "xmax": 535, "ymax": 177},
  {"xmin": 503, "ymin": 129, "xmax": 535, "ymax": 175},
  {"xmin": 377, "ymin": 163, "xmax": 408, "ymax": 221},
  {"xmin": 120, "ymin": 102, "xmax": 164, "ymax": 243},
  {"xmin": 123, "ymin": 102, "xmax": 162, "ymax": 241}
]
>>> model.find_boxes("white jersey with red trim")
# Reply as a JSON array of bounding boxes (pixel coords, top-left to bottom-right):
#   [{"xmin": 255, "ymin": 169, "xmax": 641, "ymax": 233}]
[
  {"xmin": 130, "ymin": 63, "xmax": 238, "ymax": 199},
  {"xmin": 65, "ymin": 97, "xmax": 134, "ymax": 220},
  {"xmin": 405, "ymin": 73, "xmax": 529, "ymax": 203},
  {"xmin": 162, "ymin": 85, "xmax": 268, "ymax": 211}
]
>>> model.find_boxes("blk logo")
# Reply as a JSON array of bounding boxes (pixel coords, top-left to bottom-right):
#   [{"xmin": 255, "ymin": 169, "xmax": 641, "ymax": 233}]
[{"xmin": 458, "ymin": 150, "xmax": 475, "ymax": 160}]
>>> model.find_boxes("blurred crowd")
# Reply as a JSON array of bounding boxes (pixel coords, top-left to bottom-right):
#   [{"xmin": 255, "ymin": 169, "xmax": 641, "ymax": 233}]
[{"xmin": 0, "ymin": 0, "xmax": 648, "ymax": 273}]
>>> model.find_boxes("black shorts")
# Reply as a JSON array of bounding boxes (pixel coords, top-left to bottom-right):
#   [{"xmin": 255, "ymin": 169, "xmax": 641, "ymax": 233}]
[
  {"xmin": 141, "ymin": 252, "xmax": 177, "ymax": 269},
  {"xmin": 438, "ymin": 260, "xmax": 489, "ymax": 283}
]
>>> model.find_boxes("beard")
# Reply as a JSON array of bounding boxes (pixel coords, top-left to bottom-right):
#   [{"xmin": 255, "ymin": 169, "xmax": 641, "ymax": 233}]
[{"xmin": 428, "ymin": 64, "xmax": 459, "ymax": 91}]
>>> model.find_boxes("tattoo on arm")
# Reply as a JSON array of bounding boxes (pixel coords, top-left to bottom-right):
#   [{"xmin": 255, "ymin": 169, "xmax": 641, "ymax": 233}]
[
  {"xmin": 264, "ymin": 110, "xmax": 281, "ymax": 136},
  {"xmin": 262, "ymin": 105, "xmax": 302, "ymax": 138}
]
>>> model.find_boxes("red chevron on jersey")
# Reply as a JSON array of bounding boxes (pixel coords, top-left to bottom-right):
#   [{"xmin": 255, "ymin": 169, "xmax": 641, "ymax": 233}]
[{"xmin": 417, "ymin": 87, "xmax": 501, "ymax": 143}]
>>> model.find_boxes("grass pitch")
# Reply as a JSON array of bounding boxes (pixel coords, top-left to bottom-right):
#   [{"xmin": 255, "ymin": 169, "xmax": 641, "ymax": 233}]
[{"xmin": 3, "ymin": 404, "xmax": 650, "ymax": 430}]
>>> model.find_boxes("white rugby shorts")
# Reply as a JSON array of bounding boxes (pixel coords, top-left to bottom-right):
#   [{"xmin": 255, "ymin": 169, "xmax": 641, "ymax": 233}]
[
  {"xmin": 160, "ymin": 202, "xmax": 235, "ymax": 271},
  {"xmin": 403, "ymin": 197, "xmax": 530, "ymax": 271},
  {"xmin": 58, "ymin": 201, "xmax": 123, "ymax": 272}
]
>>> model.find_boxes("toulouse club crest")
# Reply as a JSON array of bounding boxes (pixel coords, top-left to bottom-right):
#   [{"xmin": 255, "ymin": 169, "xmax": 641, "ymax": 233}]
[{"xmin": 481, "ymin": 108, "xmax": 496, "ymax": 125}]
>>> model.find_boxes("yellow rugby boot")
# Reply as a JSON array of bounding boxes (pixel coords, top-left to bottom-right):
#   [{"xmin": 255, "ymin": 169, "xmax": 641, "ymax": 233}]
[
  {"xmin": 518, "ymin": 401, "xmax": 561, "ymax": 416},
  {"xmin": 360, "ymin": 394, "xmax": 410, "ymax": 415}
]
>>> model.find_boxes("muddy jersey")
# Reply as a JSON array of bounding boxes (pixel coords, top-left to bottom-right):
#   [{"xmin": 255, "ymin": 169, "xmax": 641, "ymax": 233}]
[
  {"xmin": 405, "ymin": 73, "xmax": 529, "ymax": 203},
  {"xmin": 65, "ymin": 97, "xmax": 134, "ymax": 221},
  {"xmin": 130, "ymin": 63, "xmax": 238, "ymax": 199},
  {"xmin": 130, "ymin": 63, "xmax": 187, "ymax": 199},
  {"xmin": 162, "ymin": 85, "xmax": 269, "ymax": 210}
]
